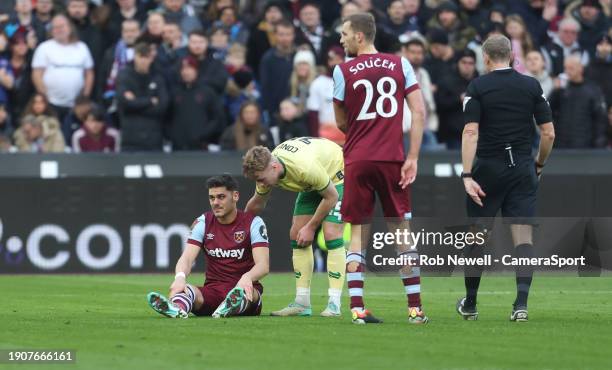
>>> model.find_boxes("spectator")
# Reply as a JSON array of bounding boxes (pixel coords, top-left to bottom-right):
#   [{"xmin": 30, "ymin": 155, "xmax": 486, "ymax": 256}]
[
  {"xmin": 570, "ymin": 0, "xmax": 609, "ymax": 59},
  {"xmin": 175, "ymin": 30, "xmax": 229, "ymax": 95},
  {"xmin": 424, "ymin": 28, "xmax": 455, "ymax": 86},
  {"xmin": 307, "ymin": 46, "xmax": 345, "ymax": 143},
  {"xmin": 246, "ymin": 1, "xmax": 286, "ymax": 80},
  {"xmin": 435, "ymin": 49, "xmax": 478, "ymax": 149},
  {"xmin": 0, "ymin": 49, "xmax": 14, "ymax": 107},
  {"xmin": 62, "ymin": 95, "xmax": 92, "ymax": 145},
  {"xmin": 140, "ymin": 11, "xmax": 165, "ymax": 46},
  {"xmin": 22, "ymin": 91, "xmax": 56, "ymax": 118},
  {"xmin": 260, "ymin": 20, "xmax": 295, "ymax": 126},
  {"xmin": 227, "ymin": 69, "xmax": 260, "ymax": 121},
  {"xmin": 585, "ymin": 33, "xmax": 612, "ymax": 107},
  {"xmin": 98, "ymin": 19, "xmax": 141, "ymax": 107},
  {"xmin": 159, "ymin": 0, "xmax": 202, "ymax": 35},
  {"xmin": 33, "ymin": 0, "xmax": 54, "ymax": 34},
  {"xmin": 0, "ymin": 103, "xmax": 14, "ymax": 143},
  {"xmin": 549, "ymin": 55, "xmax": 608, "ymax": 148},
  {"xmin": 168, "ymin": 56, "xmax": 224, "ymax": 151},
  {"xmin": 202, "ymin": 0, "xmax": 235, "ymax": 29},
  {"xmin": 67, "ymin": 0, "xmax": 103, "ymax": 66},
  {"xmin": 31, "ymin": 14, "xmax": 94, "ymax": 123},
  {"xmin": 509, "ymin": 0, "xmax": 559, "ymax": 47},
  {"xmin": 213, "ymin": 5, "xmax": 249, "ymax": 45},
  {"xmin": 116, "ymin": 42, "xmax": 168, "ymax": 151},
  {"xmin": 103, "ymin": 0, "xmax": 147, "ymax": 52},
  {"xmin": 72, "ymin": 103, "xmax": 120, "ymax": 153},
  {"xmin": 294, "ymin": 2, "xmax": 331, "ymax": 63},
  {"xmin": 380, "ymin": 0, "xmax": 419, "ymax": 43},
  {"xmin": 276, "ymin": 98, "xmax": 309, "ymax": 144},
  {"xmin": 525, "ymin": 50, "xmax": 554, "ymax": 98},
  {"xmin": 401, "ymin": 38, "xmax": 439, "ymax": 149},
  {"xmin": 543, "ymin": 17, "xmax": 590, "ymax": 76},
  {"xmin": 426, "ymin": 1, "xmax": 477, "ymax": 52},
  {"xmin": 13, "ymin": 114, "xmax": 65, "ymax": 153},
  {"xmin": 208, "ymin": 26, "xmax": 230, "ymax": 61},
  {"xmin": 6, "ymin": 0, "xmax": 46, "ymax": 45},
  {"xmin": 488, "ymin": 3, "xmax": 507, "ymax": 26},
  {"xmin": 505, "ymin": 15, "xmax": 535, "ymax": 74},
  {"xmin": 289, "ymin": 48, "xmax": 316, "ymax": 113},
  {"xmin": 458, "ymin": 0, "xmax": 490, "ymax": 38},
  {"xmin": 156, "ymin": 21, "xmax": 185, "ymax": 84},
  {"xmin": 220, "ymin": 101, "xmax": 272, "ymax": 151}
]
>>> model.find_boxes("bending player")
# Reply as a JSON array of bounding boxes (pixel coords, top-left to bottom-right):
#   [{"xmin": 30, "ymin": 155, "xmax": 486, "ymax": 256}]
[
  {"xmin": 147, "ymin": 175, "xmax": 270, "ymax": 318},
  {"xmin": 243, "ymin": 137, "xmax": 346, "ymax": 317},
  {"xmin": 333, "ymin": 13, "xmax": 428, "ymax": 324}
]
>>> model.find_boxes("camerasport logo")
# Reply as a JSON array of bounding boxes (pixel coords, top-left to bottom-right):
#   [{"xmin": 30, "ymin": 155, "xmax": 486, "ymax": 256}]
[{"xmin": 0, "ymin": 218, "xmax": 191, "ymax": 271}]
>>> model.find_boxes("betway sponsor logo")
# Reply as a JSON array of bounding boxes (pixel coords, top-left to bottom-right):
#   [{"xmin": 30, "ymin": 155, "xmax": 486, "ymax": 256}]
[{"xmin": 206, "ymin": 248, "xmax": 245, "ymax": 259}]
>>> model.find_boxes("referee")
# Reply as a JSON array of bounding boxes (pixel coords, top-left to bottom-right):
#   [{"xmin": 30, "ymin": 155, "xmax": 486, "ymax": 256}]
[{"xmin": 457, "ymin": 35, "xmax": 555, "ymax": 322}]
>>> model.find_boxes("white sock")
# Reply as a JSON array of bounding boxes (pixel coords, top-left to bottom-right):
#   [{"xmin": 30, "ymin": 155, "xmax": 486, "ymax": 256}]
[
  {"xmin": 295, "ymin": 287, "xmax": 311, "ymax": 307},
  {"xmin": 328, "ymin": 288, "xmax": 342, "ymax": 308}
]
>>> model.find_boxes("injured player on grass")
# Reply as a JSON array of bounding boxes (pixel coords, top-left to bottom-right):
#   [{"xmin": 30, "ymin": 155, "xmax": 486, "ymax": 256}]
[{"xmin": 146, "ymin": 175, "xmax": 270, "ymax": 319}]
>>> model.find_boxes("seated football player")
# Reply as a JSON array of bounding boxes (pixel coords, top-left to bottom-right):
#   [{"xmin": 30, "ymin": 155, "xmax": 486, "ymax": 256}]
[
  {"xmin": 147, "ymin": 175, "xmax": 270, "ymax": 318},
  {"xmin": 242, "ymin": 138, "xmax": 346, "ymax": 317}
]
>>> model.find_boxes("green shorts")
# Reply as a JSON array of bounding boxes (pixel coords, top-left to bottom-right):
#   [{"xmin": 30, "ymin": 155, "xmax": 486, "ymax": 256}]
[{"xmin": 293, "ymin": 183, "xmax": 344, "ymax": 224}]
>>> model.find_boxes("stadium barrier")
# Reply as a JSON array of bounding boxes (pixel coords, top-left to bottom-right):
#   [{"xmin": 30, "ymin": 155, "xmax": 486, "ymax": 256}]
[{"xmin": 0, "ymin": 151, "xmax": 611, "ymax": 273}]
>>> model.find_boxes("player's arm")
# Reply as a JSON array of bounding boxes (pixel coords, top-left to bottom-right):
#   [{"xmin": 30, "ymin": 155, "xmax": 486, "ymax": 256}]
[
  {"xmin": 297, "ymin": 180, "xmax": 339, "ymax": 246},
  {"xmin": 170, "ymin": 217, "xmax": 205, "ymax": 295},
  {"xmin": 533, "ymin": 81, "xmax": 555, "ymax": 178},
  {"xmin": 332, "ymin": 65, "xmax": 347, "ymax": 133},
  {"xmin": 169, "ymin": 243, "xmax": 200, "ymax": 296},
  {"xmin": 400, "ymin": 57, "xmax": 426, "ymax": 188},
  {"xmin": 245, "ymin": 190, "xmax": 271, "ymax": 215},
  {"xmin": 334, "ymin": 101, "xmax": 347, "ymax": 133},
  {"xmin": 237, "ymin": 217, "xmax": 270, "ymax": 301},
  {"xmin": 462, "ymin": 81, "xmax": 486, "ymax": 207}
]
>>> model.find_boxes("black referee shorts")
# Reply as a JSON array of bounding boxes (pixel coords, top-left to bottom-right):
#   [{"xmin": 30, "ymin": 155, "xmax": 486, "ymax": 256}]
[{"xmin": 467, "ymin": 156, "xmax": 538, "ymax": 225}]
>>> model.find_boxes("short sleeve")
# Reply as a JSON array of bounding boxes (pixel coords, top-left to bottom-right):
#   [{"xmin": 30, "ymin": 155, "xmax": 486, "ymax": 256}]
[
  {"xmin": 250, "ymin": 216, "xmax": 269, "ymax": 248},
  {"xmin": 82, "ymin": 43, "xmax": 94, "ymax": 69},
  {"xmin": 332, "ymin": 65, "xmax": 345, "ymax": 104},
  {"xmin": 463, "ymin": 81, "xmax": 481, "ymax": 124},
  {"xmin": 532, "ymin": 80, "xmax": 553, "ymax": 125},
  {"xmin": 31, "ymin": 42, "xmax": 48, "ymax": 69},
  {"xmin": 401, "ymin": 57, "xmax": 419, "ymax": 94},
  {"xmin": 187, "ymin": 215, "xmax": 206, "ymax": 247}
]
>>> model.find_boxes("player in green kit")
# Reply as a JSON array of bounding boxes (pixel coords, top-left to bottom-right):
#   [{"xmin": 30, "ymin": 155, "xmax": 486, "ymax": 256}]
[{"xmin": 243, "ymin": 137, "xmax": 346, "ymax": 317}]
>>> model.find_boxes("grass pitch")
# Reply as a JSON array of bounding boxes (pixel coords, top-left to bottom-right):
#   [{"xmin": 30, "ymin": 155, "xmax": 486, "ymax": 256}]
[{"xmin": 1, "ymin": 273, "xmax": 611, "ymax": 370}]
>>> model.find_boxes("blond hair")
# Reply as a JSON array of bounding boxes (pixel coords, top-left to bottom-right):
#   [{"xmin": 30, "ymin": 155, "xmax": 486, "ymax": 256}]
[{"xmin": 242, "ymin": 145, "xmax": 272, "ymax": 178}]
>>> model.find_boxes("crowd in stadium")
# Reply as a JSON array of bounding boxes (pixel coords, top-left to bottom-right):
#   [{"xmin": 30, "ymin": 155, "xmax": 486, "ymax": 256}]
[{"xmin": 0, "ymin": 0, "xmax": 609, "ymax": 153}]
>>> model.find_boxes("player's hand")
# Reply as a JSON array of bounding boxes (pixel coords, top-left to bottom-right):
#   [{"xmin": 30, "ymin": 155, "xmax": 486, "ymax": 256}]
[
  {"xmin": 464, "ymin": 178, "xmax": 486, "ymax": 207},
  {"xmin": 237, "ymin": 274, "xmax": 254, "ymax": 301},
  {"xmin": 400, "ymin": 158, "xmax": 418, "ymax": 188},
  {"xmin": 169, "ymin": 276, "xmax": 186, "ymax": 297},
  {"xmin": 296, "ymin": 224, "xmax": 316, "ymax": 247}
]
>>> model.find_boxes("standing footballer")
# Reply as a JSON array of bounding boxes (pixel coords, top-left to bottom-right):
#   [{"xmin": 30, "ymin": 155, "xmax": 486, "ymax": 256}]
[
  {"xmin": 333, "ymin": 13, "xmax": 428, "ymax": 324},
  {"xmin": 243, "ymin": 137, "xmax": 346, "ymax": 317}
]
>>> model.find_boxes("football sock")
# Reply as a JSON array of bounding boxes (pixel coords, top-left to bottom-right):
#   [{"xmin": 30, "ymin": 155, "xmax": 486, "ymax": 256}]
[
  {"xmin": 325, "ymin": 239, "xmax": 346, "ymax": 307},
  {"xmin": 514, "ymin": 243, "xmax": 534, "ymax": 309},
  {"xmin": 464, "ymin": 244, "xmax": 485, "ymax": 308},
  {"xmin": 399, "ymin": 251, "xmax": 421, "ymax": 308},
  {"xmin": 346, "ymin": 252, "xmax": 365, "ymax": 310},
  {"xmin": 171, "ymin": 284, "xmax": 196, "ymax": 313},
  {"xmin": 292, "ymin": 240, "xmax": 313, "ymax": 307}
]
